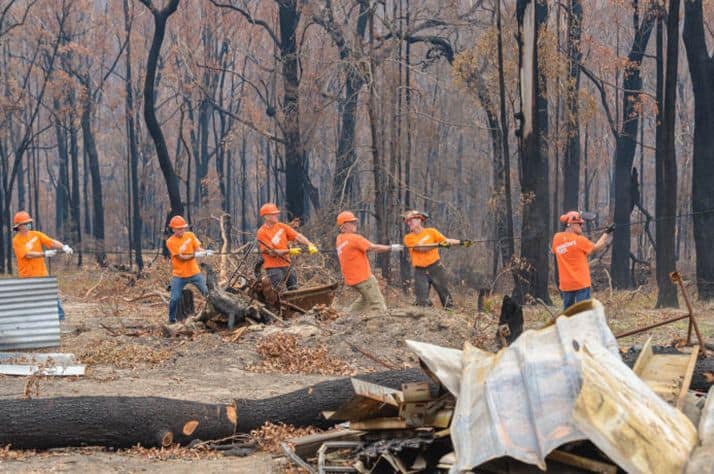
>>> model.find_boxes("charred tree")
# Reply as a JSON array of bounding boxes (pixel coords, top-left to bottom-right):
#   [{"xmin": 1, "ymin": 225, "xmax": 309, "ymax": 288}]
[
  {"xmin": 683, "ymin": 0, "xmax": 714, "ymax": 299},
  {"xmin": 515, "ymin": 0, "xmax": 551, "ymax": 304},
  {"xmin": 562, "ymin": 0, "xmax": 582, "ymax": 212},
  {"xmin": 655, "ymin": 0, "xmax": 679, "ymax": 308},
  {"xmin": 0, "ymin": 369, "xmax": 430, "ymax": 450},
  {"xmin": 610, "ymin": 5, "xmax": 656, "ymax": 289},
  {"xmin": 81, "ymin": 99, "xmax": 107, "ymax": 266},
  {"xmin": 138, "ymin": 0, "xmax": 184, "ymax": 219}
]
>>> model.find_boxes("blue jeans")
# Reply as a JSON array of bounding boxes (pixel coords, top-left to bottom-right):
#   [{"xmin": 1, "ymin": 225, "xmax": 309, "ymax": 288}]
[
  {"xmin": 57, "ymin": 300, "xmax": 65, "ymax": 321},
  {"xmin": 561, "ymin": 287, "xmax": 591, "ymax": 310},
  {"xmin": 168, "ymin": 274, "xmax": 208, "ymax": 322}
]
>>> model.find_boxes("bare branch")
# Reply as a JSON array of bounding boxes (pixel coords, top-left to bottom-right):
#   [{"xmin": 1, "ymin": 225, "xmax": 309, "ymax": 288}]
[{"xmin": 209, "ymin": 0, "xmax": 280, "ymax": 46}]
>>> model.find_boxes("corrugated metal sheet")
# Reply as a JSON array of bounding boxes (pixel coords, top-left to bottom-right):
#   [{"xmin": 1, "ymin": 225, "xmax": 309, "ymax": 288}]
[
  {"xmin": 0, "ymin": 277, "xmax": 60, "ymax": 350},
  {"xmin": 407, "ymin": 299, "xmax": 621, "ymax": 472}
]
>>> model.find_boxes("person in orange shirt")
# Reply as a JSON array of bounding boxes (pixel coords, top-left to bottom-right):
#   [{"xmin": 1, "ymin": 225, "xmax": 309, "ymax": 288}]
[
  {"xmin": 335, "ymin": 211, "xmax": 401, "ymax": 313},
  {"xmin": 11, "ymin": 211, "xmax": 74, "ymax": 321},
  {"xmin": 256, "ymin": 203, "xmax": 318, "ymax": 291},
  {"xmin": 403, "ymin": 210, "xmax": 470, "ymax": 308},
  {"xmin": 552, "ymin": 211, "xmax": 612, "ymax": 310},
  {"xmin": 165, "ymin": 215, "xmax": 213, "ymax": 324}
]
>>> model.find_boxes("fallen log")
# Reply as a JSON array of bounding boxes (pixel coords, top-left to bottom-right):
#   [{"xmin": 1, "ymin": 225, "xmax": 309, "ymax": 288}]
[{"xmin": 0, "ymin": 368, "xmax": 431, "ymax": 450}]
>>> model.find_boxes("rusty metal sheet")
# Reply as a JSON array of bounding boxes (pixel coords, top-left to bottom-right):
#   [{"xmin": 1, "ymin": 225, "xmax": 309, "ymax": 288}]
[
  {"xmin": 281, "ymin": 282, "xmax": 338, "ymax": 311},
  {"xmin": 574, "ymin": 342, "xmax": 697, "ymax": 474},
  {"xmin": 0, "ymin": 277, "xmax": 60, "ymax": 350},
  {"xmin": 409, "ymin": 299, "xmax": 621, "ymax": 472}
]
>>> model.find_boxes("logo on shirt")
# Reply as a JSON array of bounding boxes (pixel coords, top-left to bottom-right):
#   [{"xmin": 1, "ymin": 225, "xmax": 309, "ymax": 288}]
[
  {"xmin": 555, "ymin": 240, "xmax": 576, "ymax": 255},
  {"xmin": 271, "ymin": 228, "xmax": 284, "ymax": 245},
  {"xmin": 25, "ymin": 237, "xmax": 38, "ymax": 251},
  {"xmin": 179, "ymin": 238, "xmax": 192, "ymax": 254},
  {"xmin": 336, "ymin": 240, "xmax": 348, "ymax": 256},
  {"xmin": 418, "ymin": 235, "xmax": 431, "ymax": 245}
]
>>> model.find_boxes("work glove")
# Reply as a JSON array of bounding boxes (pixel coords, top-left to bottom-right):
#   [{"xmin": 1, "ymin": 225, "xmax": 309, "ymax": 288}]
[
  {"xmin": 194, "ymin": 250, "xmax": 207, "ymax": 258},
  {"xmin": 390, "ymin": 244, "xmax": 404, "ymax": 253},
  {"xmin": 44, "ymin": 249, "xmax": 58, "ymax": 258},
  {"xmin": 604, "ymin": 224, "xmax": 615, "ymax": 234},
  {"xmin": 460, "ymin": 240, "xmax": 474, "ymax": 247},
  {"xmin": 205, "ymin": 249, "xmax": 215, "ymax": 256},
  {"xmin": 438, "ymin": 241, "xmax": 451, "ymax": 248},
  {"xmin": 62, "ymin": 244, "xmax": 73, "ymax": 255},
  {"xmin": 307, "ymin": 244, "xmax": 319, "ymax": 255},
  {"xmin": 288, "ymin": 248, "xmax": 302, "ymax": 256}
]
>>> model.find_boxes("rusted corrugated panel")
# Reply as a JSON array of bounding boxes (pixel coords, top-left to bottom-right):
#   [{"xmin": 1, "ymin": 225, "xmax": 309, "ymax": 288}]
[
  {"xmin": 0, "ymin": 277, "xmax": 60, "ymax": 350},
  {"xmin": 408, "ymin": 299, "xmax": 621, "ymax": 472}
]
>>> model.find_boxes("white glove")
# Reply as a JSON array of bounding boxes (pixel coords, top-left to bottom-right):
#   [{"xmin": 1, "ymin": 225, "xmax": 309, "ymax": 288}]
[
  {"xmin": 194, "ymin": 250, "xmax": 207, "ymax": 258},
  {"xmin": 205, "ymin": 249, "xmax": 215, "ymax": 256},
  {"xmin": 62, "ymin": 244, "xmax": 73, "ymax": 255},
  {"xmin": 390, "ymin": 244, "xmax": 404, "ymax": 252},
  {"xmin": 44, "ymin": 249, "xmax": 58, "ymax": 258}
]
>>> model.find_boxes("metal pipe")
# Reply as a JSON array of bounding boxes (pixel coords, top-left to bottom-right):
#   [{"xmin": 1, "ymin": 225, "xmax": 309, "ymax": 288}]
[{"xmin": 615, "ymin": 313, "xmax": 690, "ymax": 339}]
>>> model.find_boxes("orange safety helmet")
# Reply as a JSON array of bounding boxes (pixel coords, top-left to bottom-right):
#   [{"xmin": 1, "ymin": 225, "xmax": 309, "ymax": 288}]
[
  {"xmin": 259, "ymin": 203, "xmax": 280, "ymax": 217},
  {"xmin": 12, "ymin": 211, "xmax": 33, "ymax": 229},
  {"xmin": 560, "ymin": 211, "xmax": 584, "ymax": 225},
  {"xmin": 168, "ymin": 215, "xmax": 189, "ymax": 229},
  {"xmin": 402, "ymin": 210, "xmax": 428, "ymax": 223},
  {"xmin": 336, "ymin": 211, "xmax": 358, "ymax": 226}
]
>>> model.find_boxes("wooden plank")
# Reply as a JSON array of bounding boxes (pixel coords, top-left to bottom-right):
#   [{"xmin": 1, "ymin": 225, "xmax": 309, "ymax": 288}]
[
  {"xmin": 547, "ymin": 450, "xmax": 617, "ymax": 474},
  {"xmin": 632, "ymin": 336, "xmax": 654, "ymax": 376},
  {"xmin": 677, "ymin": 346, "xmax": 700, "ymax": 410},
  {"xmin": 350, "ymin": 417, "xmax": 409, "ymax": 430}
]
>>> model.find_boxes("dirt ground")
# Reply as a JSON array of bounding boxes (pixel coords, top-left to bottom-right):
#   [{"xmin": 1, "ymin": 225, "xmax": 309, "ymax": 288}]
[{"xmin": 1, "ymin": 261, "xmax": 713, "ymax": 473}]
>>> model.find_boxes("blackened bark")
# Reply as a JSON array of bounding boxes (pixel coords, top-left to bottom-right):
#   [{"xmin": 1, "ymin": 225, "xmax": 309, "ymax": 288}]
[
  {"xmin": 0, "ymin": 369, "xmax": 430, "ymax": 450},
  {"xmin": 69, "ymin": 115, "xmax": 81, "ymax": 265},
  {"xmin": 279, "ymin": 1, "xmax": 307, "ymax": 220},
  {"xmin": 515, "ymin": 0, "xmax": 551, "ymax": 304},
  {"xmin": 562, "ymin": 0, "xmax": 582, "ymax": 212},
  {"xmin": 611, "ymin": 6, "xmax": 656, "ymax": 288},
  {"xmin": 655, "ymin": 1, "xmax": 679, "ymax": 308},
  {"xmin": 53, "ymin": 113, "xmax": 70, "ymax": 241},
  {"xmin": 81, "ymin": 102, "xmax": 106, "ymax": 266},
  {"xmin": 139, "ymin": 0, "xmax": 184, "ymax": 218},
  {"xmin": 683, "ymin": 0, "xmax": 714, "ymax": 299},
  {"xmin": 124, "ymin": 0, "xmax": 143, "ymax": 270}
]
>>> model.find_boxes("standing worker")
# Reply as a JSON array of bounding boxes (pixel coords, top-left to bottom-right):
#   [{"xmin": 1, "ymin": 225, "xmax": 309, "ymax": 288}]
[
  {"xmin": 256, "ymin": 203, "xmax": 318, "ymax": 291},
  {"xmin": 402, "ymin": 210, "xmax": 472, "ymax": 308},
  {"xmin": 552, "ymin": 211, "xmax": 613, "ymax": 310},
  {"xmin": 335, "ymin": 211, "xmax": 401, "ymax": 313},
  {"xmin": 11, "ymin": 211, "xmax": 73, "ymax": 321},
  {"xmin": 166, "ymin": 215, "xmax": 213, "ymax": 324}
]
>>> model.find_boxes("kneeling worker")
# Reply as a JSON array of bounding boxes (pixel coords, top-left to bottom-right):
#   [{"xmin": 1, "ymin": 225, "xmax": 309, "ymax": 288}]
[
  {"xmin": 257, "ymin": 203, "xmax": 318, "ymax": 291},
  {"xmin": 552, "ymin": 211, "xmax": 613, "ymax": 310},
  {"xmin": 335, "ymin": 211, "xmax": 400, "ymax": 313},
  {"xmin": 403, "ymin": 210, "xmax": 471, "ymax": 308},
  {"xmin": 166, "ymin": 215, "xmax": 213, "ymax": 324},
  {"xmin": 12, "ymin": 211, "xmax": 73, "ymax": 320}
]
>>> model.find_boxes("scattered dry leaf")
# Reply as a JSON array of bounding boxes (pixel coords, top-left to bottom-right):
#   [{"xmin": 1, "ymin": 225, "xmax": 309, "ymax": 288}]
[
  {"xmin": 251, "ymin": 422, "xmax": 320, "ymax": 454},
  {"xmin": 248, "ymin": 333, "xmax": 355, "ymax": 376}
]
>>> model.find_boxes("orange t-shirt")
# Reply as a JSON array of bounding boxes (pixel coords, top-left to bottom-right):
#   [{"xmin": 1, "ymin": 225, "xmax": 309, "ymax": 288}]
[
  {"xmin": 404, "ymin": 228, "xmax": 446, "ymax": 268},
  {"xmin": 552, "ymin": 231, "xmax": 595, "ymax": 291},
  {"xmin": 12, "ymin": 231, "xmax": 54, "ymax": 278},
  {"xmin": 336, "ymin": 232, "xmax": 372, "ymax": 286},
  {"xmin": 257, "ymin": 222, "xmax": 299, "ymax": 269},
  {"xmin": 166, "ymin": 232, "xmax": 202, "ymax": 278}
]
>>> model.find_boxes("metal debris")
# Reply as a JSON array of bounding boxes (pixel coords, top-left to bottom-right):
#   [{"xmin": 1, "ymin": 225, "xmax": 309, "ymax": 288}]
[
  {"xmin": 0, "ymin": 277, "xmax": 61, "ymax": 350},
  {"xmin": 0, "ymin": 352, "xmax": 85, "ymax": 376}
]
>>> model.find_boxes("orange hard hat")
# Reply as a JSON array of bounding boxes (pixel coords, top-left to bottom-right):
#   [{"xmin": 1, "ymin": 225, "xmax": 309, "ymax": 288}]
[
  {"xmin": 337, "ymin": 211, "xmax": 358, "ymax": 226},
  {"xmin": 12, "ymin": 211, "xmax": 32, "ymax": 229},
  {"xmin": 560, "ymin": 211, "xmax": 584, "ymax": 225},
  {"xmin": 260, "ymin": 203, "xmax": 280, "ymax": 217},
  {"xmin": 402, "ymin": 210, "xmax": 428, "ymax": 222},
  {"xmin": 169, "ymin": 215, "xmax": 189, "ymax": 229}
]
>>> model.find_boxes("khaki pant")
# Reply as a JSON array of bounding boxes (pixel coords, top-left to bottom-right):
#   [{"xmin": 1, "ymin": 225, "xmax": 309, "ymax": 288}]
[{"xmin": 347, "ymin": 275, "xmax": 387, "ymax": 313}]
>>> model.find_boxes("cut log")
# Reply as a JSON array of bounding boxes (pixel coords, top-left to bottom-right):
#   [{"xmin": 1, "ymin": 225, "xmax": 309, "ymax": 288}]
[{"xmin": 0, "ymin": 369, "xmax": 432, "ymax": 450}]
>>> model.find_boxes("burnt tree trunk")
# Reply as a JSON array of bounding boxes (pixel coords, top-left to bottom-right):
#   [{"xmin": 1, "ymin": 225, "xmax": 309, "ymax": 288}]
[
  {"xmin": 683, "ymin": 0, "xmax": 714, "ymax": 299},
  {"xmin": 0, "ymin": 369, "xmax": 431, "ymax": 450},
  {"xmin": 139, "ymin": 0, "xmax": 184, "ymax": 219},
  {"xmin": 515, "ymin": 0, "xmax": 551, "ymax": 304},
  {"xmin": 611, "ymin": 6, "xmax": 656, "ymax": 288},
  {"xmin": 655, "ymin": 1, "xmax": 679, "ymax": 308},
  {"xmin": 81, "ymin": 100, "xmax": 106, "ymax": 266},
  {"xmin": 124, "ymin": 0, "xmax": 143, "ymax": 271},
  {"xmin": 562, "ymin": 0, "xmax": 582, "ymax": 212}
]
